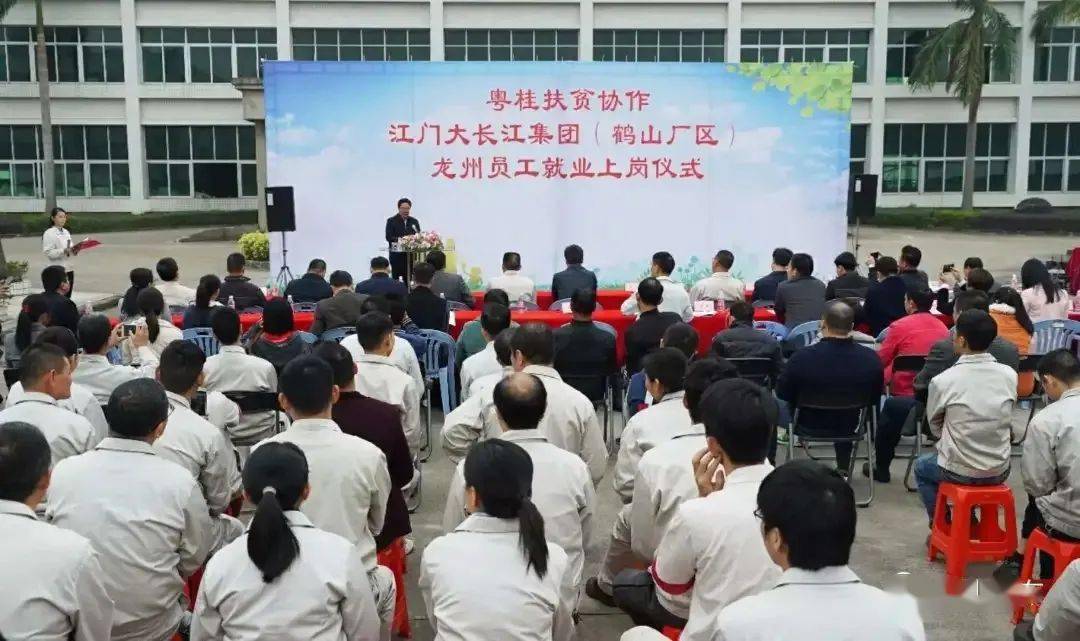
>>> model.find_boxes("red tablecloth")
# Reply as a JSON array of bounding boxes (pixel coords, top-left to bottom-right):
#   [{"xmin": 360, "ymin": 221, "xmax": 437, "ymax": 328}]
[
  {"xmin": 472, "ymin": 289, "xmax": 631, "ymax": 311},
  {"xmin": 164, "ymin": 311, "xmax": 316, "ymax": 332},
  {"xmin": 451, "ymin": 309, "xmax": 730, "ymax": 364}
]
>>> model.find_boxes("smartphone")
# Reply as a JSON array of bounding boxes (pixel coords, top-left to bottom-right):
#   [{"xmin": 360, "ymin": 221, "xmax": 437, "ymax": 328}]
[{"xmin": 123, "ymin": 324, "xmax": 136, "ymax": 336}]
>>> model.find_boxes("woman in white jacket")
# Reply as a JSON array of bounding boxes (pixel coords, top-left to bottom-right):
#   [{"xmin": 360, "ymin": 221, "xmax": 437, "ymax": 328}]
[
  {"xmin": 42, "ymin": 207, "xmax": 76, "ymax": 295},
  {"xmin": 121, "ymin": 287, "xmax": 182, "ymax": 365}
]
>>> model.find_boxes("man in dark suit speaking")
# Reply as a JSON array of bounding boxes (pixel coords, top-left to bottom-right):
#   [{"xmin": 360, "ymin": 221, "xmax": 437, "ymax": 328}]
[{"xmin": 386, "ymin": 197, "xmax": 421, "ymax": 282}]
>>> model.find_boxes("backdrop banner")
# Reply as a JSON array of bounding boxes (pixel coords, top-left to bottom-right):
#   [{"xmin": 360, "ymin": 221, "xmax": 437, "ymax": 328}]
[{"xmin": 265, "ymin": 61, "xmax": 852, "ymax": 289}]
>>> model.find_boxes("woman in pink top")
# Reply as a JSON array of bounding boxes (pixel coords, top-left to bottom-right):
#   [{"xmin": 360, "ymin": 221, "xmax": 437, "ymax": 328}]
[{"xmin": 1020, "ymin": 258, "xmax": 1071, "ymax": 323}]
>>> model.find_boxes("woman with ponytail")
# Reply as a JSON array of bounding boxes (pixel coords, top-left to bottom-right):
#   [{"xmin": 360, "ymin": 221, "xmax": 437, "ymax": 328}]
[
  {"xmin": 420, "ymin": 439, "xmax": 574, "ymax": 641},
  {"xmin": 3, "ymin": 294, "xmax": 50, "ymax": 367},
  {"xmin": 182, "ymin": 274, "xmax": 222, "ymax": 329},
  {"xmin": 119, "ymin": 267, "xmax": 153, "ymax": 319},
  {"xmin": 191, "ymin": 442, "xmax": 381, "ymax": 641},
  {"xmin": 121, "ymin": 287, "xmax": 182, "ymax": 365}
]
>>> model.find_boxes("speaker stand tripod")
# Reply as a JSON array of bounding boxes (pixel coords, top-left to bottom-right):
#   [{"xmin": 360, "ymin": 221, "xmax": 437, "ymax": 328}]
[{"xmin": 274, "ymin": 231, "xmax": 294, "ymax": 291}]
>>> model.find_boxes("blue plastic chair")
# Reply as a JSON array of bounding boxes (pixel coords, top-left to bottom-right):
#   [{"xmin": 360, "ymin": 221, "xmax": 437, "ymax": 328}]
[
  {"xmin": 1031, "ymin": 319, "xmax": 1080, "ymax": 354},
  {"xmin": 297, "ymin": 331, "xmax": 318, "ymax": 344},
  {"xmin": 419, "ymin": 329, "xmax": 458, "ymax": 413},
  {"xmin": 319, "ymin": 326, "xmax": 355, "ymax": 343},
  {"xmin": 291, "ymin": 302, "xmax": 318, "ymax": 313},
  {"xmin": 786, "ymin": 321, "xmax": 822, "ymax": 349},
  {"xmin": 447, "ymin": 300, "xmax": 471, "ymax": 312},
  {"xmin": 182, "ymin": 327, "xmax": 220, "ymax": 357},
  {"xmin": 753, "ymin": 320, "xmax": 789, "ymax": 341}
]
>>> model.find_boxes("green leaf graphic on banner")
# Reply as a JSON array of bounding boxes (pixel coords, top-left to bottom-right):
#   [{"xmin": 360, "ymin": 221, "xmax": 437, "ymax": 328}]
[{"xmin": 734, "ymin": 63, "xmax": 853, "ymax": 117}]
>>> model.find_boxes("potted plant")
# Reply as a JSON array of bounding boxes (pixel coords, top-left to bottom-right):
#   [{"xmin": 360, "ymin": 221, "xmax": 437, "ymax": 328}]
[{"xmin": 5, "ymin": 260, "xmax": 29, "ymax": 297}]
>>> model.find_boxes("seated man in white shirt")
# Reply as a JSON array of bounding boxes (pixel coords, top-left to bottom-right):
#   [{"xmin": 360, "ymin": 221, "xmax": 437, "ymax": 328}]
[
  {"xmin": 203, "ymin": 306, "xmax": 279, "ymax": 447},
  {"xmin": 0, "ymin": 421, "xmax": 113, "ymax": 641},
  {"xmin": 5, "ymin": 327, "xmax": 107, "ymax": 441},
  {"xmin": 0, "ymin": 343, "xmax": 98, "ymax": 467},
  {"xmin": 465, "ymin": 327, "xmax": 515, "ymax": 401},
  {"xmin": 46, "ymin": 378, "xmax": 213, "ymax": 641},
  {"xmin": 154, "ymin": 340, "xmax": 243, "ymax": 552},
  {"xmin": 443, "ymin": 372, "xmax": 594, "ymax": 609},
  {"xmin": 258, "ymin": 355, "xmax": 396, "ymax": 639},
  {"xmin": 689, "ymin": 249, "xmax": 746, "ymax": 305},
  {"xmin": 460, "ymin": 302, "xmax": 511, "ymax": 400},
  {"xmin": 610, "ymin": 379, "xmax": 780, "ymax": 641},
  {"xmin": 487, "ymin": 251, "xmax": 536, "ymax": 303},
  {"xmin": 621, "ymin": 251, "xmax": 693, "ymax": 321},
  {"xmin": 73, "ymin": 314, "xmax": 157, "ymax": 404},
  {"xmin": 341, "ymin": 296, "xmax": 424, "ymax": 403},
  {"xmin": 353, "ymin": 311, "xmax": 421, "ymax": 453},
  {"xmin": 155, "ymin": 256, "xmax": 196, "ymax": 308}
]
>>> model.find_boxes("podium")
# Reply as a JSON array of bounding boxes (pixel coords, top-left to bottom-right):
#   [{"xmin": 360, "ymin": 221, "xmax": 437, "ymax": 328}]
[{"xmin": 391, "ymin": 239, "xmax": 456, "ymax": 284}]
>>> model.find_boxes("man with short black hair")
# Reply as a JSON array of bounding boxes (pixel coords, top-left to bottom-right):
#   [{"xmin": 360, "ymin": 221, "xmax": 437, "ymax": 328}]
[
  {"xmin": 690, "ymin": 249, "xmax": 746, "ymax": 305},
  {"xmin": 311, "ymin": 269, "xmax": 369, "ymax": 335},
  {"xmin": 553, "ymin": 288, "xmax": 617, "ymax": 401},
  {"xmin": 340, "ymin": 297, "xmax": 425, "ymax": 401},
  {"xmin": 356, "ymin": 256, "xmax": 409, "ymax": 298},
  {"xmin": 0, "ymin": 421, "xmax": 113, "ymax": 640},
  {"xmin": 751, "ymin": 247, "xmax": 793, "ymax": 303},
  {"xmin": 284, "ymin": 258, "xmax": 333, "ymax": 303},
  {"xmin": 217, "ymin": 252, "xmax": 266, "ymax": 310},
  {"xmin": 552, "ymin": 244, "xmax": 598, "ymax": 302},
  {"xmin": 47, "ymin": 379, "xmax": 212, "ymax": 641},
  {"xmin": 937, "ymin": 265, "xmax": 998, "ymax": 316},
  {"xmin": 428, "ymin": 249, "xmax": 474, "ymax": 308},
  {"xmin": 406, "ymin": 261, "xmax": 450, "ymax": 331},
  {"xmin": 624, "ymin": 277, "xmax": 683, "ymax": 375},
  {"xmin": 775, "ymin": 253, "xmax": 826, "ymax": 330},
  {"xmin": 203, "ymin": 306, "xmax": 279, "ymax": 446},
  {"xmin": 915, "ymin": 309, "xmax": 1017, "ymax": 519},
  {"xmin": 444, "ymin": 372, "xmax": 594, "ymax": 609},
  {"xmin": 864, "ymin": 255, "xmax": 908, "ymax": 336},
  {"xmin": 826, "ymin": 251, "xmax": 870, "ymax": 300},
  {"xmin": 621, "ymin": 251, "xmax": 693, "ymax": 321},
  {"xmin": 353, "ymin": 312, "xmax": 421, "ymax": 453},
  {"xmin": 258, "ymin": 356, "xmax": 396, "ymax": 637},
  {"xmin": 460, "ymin": 302, "xmax": 511, "ymax": 398},
  {"xmin": 711, "ymin": 301, "xmax": 782, "ymax": 376},
  {"xmin": 626, "ymin": 323, "xmax": 698, "ymax": 419},
  {"xmin": 41, "ymin": 264, "xmax": 79, "ymax": 333},
  {"xmin": 386, "ymin": 197, "xmax": 421, "ymax": 281},
  {"xmin": 73, "ymin": 315, "xmax": 159, "ymax": 404},
  {"xmin": 899, "ymin": 244, "xmax": 930, "ymax": 291},
  {"xmin": 710, "ymin": 460, "xmax": 925, "ymax": 641},
  {"xmin": 488, "ymin": 251, "xmax": 536, "ymax": 303},
  {"xmin": 154, "ymin": 257, "xmax": 195, "ymax": 308}
]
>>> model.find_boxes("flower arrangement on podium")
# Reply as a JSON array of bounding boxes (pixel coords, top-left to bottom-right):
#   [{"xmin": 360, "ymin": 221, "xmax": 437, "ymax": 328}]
[{"xmin": 398, "ymin": 231, "xmax": 444, "ymax": 263}]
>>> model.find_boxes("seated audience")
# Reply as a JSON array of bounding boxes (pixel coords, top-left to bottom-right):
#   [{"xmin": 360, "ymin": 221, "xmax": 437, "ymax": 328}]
[
  {"xmin": 120, "ymin": 287, "xmax": 182, "ymax": 366},
  {"xmin": 751, "ymin": 247, "xmax": 793, "ymax": 304},
  {"xmin": 1021, "ymin": 258, "xmax": 1070, "ymax": 322},
  {"xmin": 460, "ymin": 302, "xmax": 512, "ymax": 398},
  {"xmin": 340, "ymin": 296, "xmax": 426, "ymax": 400},
  {"xmin": 487, "ymin": 251, "xmax": 536, "ymax": 303},
  {"xmin": 443, "ymin": 373, "xmax": 594, "ymax": 610},
  {"xmin": 73, "ymin": 314, "xmax": 156, "ymax": 403},
  {"xmin": 311, "ymin": 270, "xmax": 368, "ymax": 335},
  {"xmin": 4, "ymin": 293, "xmax": 50, "ymax": 367},
  {"xmin": 182, "ymin": 274, "xmax": 222, "ymax": 329},
  {"xmin": 42, "ymin": 265, "xmax": 79, "ymax": 334},
  {"xmin": 155, "ymin": 257, "xmax": 195, "ymax": 308},
  {"xmin": 203, "ymin": 307, "xmax": 279, "ymax": 447},
  {"xmin": 611, "ymin": 379, "xmax": 781, "ymax": 639},
  {"xmin": 899, "ymin": 244, "xmax": 930, "ymax": 290},
  {"xmin": 119, "ymin": 267, "xmax": 153, "ymax": 320},
  {"xmin": 826, "ymin": 251, "xmax": 870, "ymax": 300},
  {"xmin": 353, "ymin": 312, "xmax": 421, "ymax": 453},
  {"xmin": 624, "ymin": 277, "xmax": 683, "ymax": 375},
  {"xmin": 627, "ymin": 323, "xmax": 699, "ymax": 417},
  {"xmin": 936, "ymin": 265, "xmax": 995, "ymax": 317},
  {"xmin": 552, "ymin": 244, "xmax": 598, "ymax": 302},
  {"xmin": 0, "ymin": 344, "xmax": 97, "ymax": 466},
  {"xmin": 191, "ymin": 442, "xmax": 382, "ymax": 641},
  {"xmin": 465, "ymin": 328, "xmax": 516, "ymax": 402},
  {"xmin": 258, "ymin": 356, "xmax": 396, "ymax": 636},
  {"xmin": 283, "ymin": 258, "xmax": 333, "ymax": 303},
  {"xmin": 456, "ymin": 289, "xmax": 513, "ymax": 363},
  {"xmin": 864, "ymin": 256, "xmax": 907, "ymax": 336},
  {"xmin": 406, "ymin": 262, "xmax": 450, "ymax": 331},
  {"xmin": 420, "ymin": 439, "xmax": 574, "ymax": 641},
  {"xmin": 775, "ymin": 252, "xmax": 826, "ymax": 330},
  {"xmin": 620, "ymin": 252, "xmax": 693, "ymax": 321},
  {"xmin": 0, "ymin": 422, "xmax": 113, "ymax": 640},
  {"xmin": 427, "ymin": 249, "xmax": 474, "ymax": 308},
  {"xmin": 553, "ymin": 288, "xmax": 617, "ymax": 401},
  {"xmin": 356, "ymin": 256, "xmax": 409, "ymax": 299},
  {"xmin": 217, "ymin": 252, "xmax": 266, "ymax": 310},
  {"xmin": 915, "ymin": 309, "xmax": 1016, "ymax": 519},
  {"xmin": 1013, "ymin": 558, "xmax": 1080, "ymax": 641},
  {"xmin": 777, "ymin": 301, "xmax": 884, "ymax": 472},
  {"xmin": 991, "ymin": 287, "xmax": 1036, "ymax": 397},
  {"xmin": 711, "ymin": 300, "xmax": 782, "ymax": 378},
  {"xmin": 690, "ymin": 249, "xmax": 746, "ymax": 305},
  {"xmin": 46, "ymin": 379, "xmax": 212, "ymax": 641},
  {"xmin": 248, "ymin": 298, "xmax": 312, "ymax": 375}
]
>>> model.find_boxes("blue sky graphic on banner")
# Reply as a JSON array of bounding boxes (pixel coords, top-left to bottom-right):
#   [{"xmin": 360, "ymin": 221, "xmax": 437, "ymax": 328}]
[{"xmin": 265, "ymin": 61, "xmax": 851, "ymax": 288}]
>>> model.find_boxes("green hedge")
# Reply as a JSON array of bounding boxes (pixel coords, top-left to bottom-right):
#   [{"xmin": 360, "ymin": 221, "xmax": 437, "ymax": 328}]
[
  {"xmin": 868, "ymin": 208, "xmax": 1080, "ymax": 233},
  {"xmin": 0, "ymin": 210, "xmax": 257, "ymax": 236}
]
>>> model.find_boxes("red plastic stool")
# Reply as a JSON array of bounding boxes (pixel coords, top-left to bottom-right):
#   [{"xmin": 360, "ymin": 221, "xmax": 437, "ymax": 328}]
[
  {"xmin": 377, "ymin": 537, "xmax": 412, "ymax": 638},
  {"xmin": 1010, "ymin": 528, "xmax": 1080, "ymax": 623},
  {"xmin": 660, "ymin": 626, "xmax": 682, "ymax": 640},
  {"xmin": 927, "ymin": 482, "xmax": 1018, "ymax": 595}
]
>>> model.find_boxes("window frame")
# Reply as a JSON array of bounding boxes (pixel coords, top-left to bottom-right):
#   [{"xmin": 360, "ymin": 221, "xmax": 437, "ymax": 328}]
[
  {"xmin": 0, "ymin": 124, "xmax": 129, "ymax": 198},
  {"xmin": 444, "ymin": 29, "xmax": 578, "ymax": 62},
  {"xmin": 741, "ymin": 29, "xmax": 869, "ymax": 82},
  {"xmin": 592, "ymin": 29, "xmax": 725, "ymax": 63},
  {"xmin": 291, "ymin": 28, "xmax": 430, "ymax": 62},
  {"xmin": 881, "ymin": 122, "xmax": 1012, "ymax": 194},
  {"xmin": 144, "ymin": 125, "xmax": 257, "ymax": 198},
  {"xmin": 140, "ymin": 26, "xmax": 278, "ymax": 84},
  {"xmin": 1028, "ymin": 122, "xmax": 1080, "ymax": 192},
  {"xmin": 0, "ymin": 25, "xmax": 123, "ymax": 83}
]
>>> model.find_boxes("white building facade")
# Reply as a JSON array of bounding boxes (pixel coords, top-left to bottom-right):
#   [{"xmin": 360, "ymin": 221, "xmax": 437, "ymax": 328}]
[{"xmin": 0, "ymin": 0, "xmax": 1078, "ymax": 213}]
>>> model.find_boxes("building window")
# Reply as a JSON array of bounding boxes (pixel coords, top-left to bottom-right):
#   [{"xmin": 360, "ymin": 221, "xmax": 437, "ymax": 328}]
[
  {"xmin": 0, "ymin": 124, "xmax": 128, "ymax": 197},
  {"xmin": 882, "ymin": 123, "xmax": 1011, "ymax": 193},
  {"xmin": 593, "ymin": 30, "xmax": 724, "ymax": 62},
  {"xmin": 0, "ymin": 125, "xmax": 41, "ymax": 196},
  {"xmin": 850, "ymin": 124, "xmax": 868, "ymax": 176},
  {"xmin": 1035, "ymin": 28, "xmax": 1080, "ymax": 82},
  {"xmin": 887, "ymin": 28, "xmax": 1013, "ymax": 83},
  {"xmin": 140, "ymin": 27, "xmax": 278, "ymax": 83},
  {"xmin": 741, "ymin": 29, "xmax": 869, "ymax": 82},
  {"xmin": 1029, "ymin": 123, "xmax": 1080, "ymax": 192},
  {"xmin": 0, "ymin": 26, "xmax": 123, "ymax": 82},
  {"xmin": 292, "ymin": 29, "xmax": 430, "ymax": 61},
  {"xmin": 145, "ymin": 125, "xmax": 256, "ymax": 198},
  {"xmin": 445, "ymin": 29, "xmax": 578, "ymax": 61}
]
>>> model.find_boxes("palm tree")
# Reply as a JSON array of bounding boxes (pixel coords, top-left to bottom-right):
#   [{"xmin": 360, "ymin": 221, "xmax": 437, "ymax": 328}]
[
  {"xmin": 908, "ymin": 0, "xmax": 1015, "ymax": 210},
  {"xmin": 34, "ymin": 0, "xmax": 55, "ymax": 214},
  {"xmin": 1032, "ymin": 0, "xmax": 1080, "ymax": 41}
]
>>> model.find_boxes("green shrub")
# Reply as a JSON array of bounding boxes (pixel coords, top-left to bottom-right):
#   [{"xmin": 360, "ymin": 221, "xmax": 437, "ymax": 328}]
[
  {"xmin": 5, "ymin": 260, "xmax": 28, "ymax": 281},
  {"xmin": 0, "ymin": 210, "xmax": 257, "ymax": 236},
  {"xmin": 933, "ymin": 209, "xmax": 978, "ymax": 230},
  {"xmin": 238, "ymin": 231, "xmax": 270, "ymax": 261}
]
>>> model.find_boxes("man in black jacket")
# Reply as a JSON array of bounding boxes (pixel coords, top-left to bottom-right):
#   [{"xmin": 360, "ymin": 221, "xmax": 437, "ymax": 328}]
[
  {"xmin": 553, "ymin": 288, "xmax": 616, "ymax": 400},
  {"xmin": 283, "ymin": 258, "xmax": 332, "ymax": 303},
  {"xmin": 711, "ymin": 300, "xmax": 782, "ymax": 377},
  {"xmin": 864, "ymin": 256, "xmax": 907, "ymax": 336},
  {"xmin": 551, "ymin": 244, "xmax": 598, "ymax": 302},
  {"xmin": 825, "ymin": 251, "xmax": 870, "ymax": 300},
  {"xmin": 40, "ymin": 265, "xmax": 79, "ymax": 334},
  {"xmin": 751, "ymin": 247, "xmax": 793, "ymax": 303},
  {"xmin": 623, "ymin": 277, "xmax": 681, "ymax": 375},
  {"xmin": 385, "ymin": 197, "xmax": 421, "ymax": 281},
  {"xmin": 356, "ymin": 256, "xmax": 409, "ymax": 298},
  {"xmin": 405, "ymin": 262, "xmax": 449, "ymax": 332},
  {"xmin": 217, "ymin": 252, "xmax": 267, "ymax": 310},
  {"xmin": 899, "ymin": 244, "xmax": 930, "ymax": 291}
]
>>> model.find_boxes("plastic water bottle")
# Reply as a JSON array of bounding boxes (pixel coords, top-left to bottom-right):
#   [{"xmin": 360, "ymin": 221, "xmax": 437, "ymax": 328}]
[
  {"xmin": 227, "ymin": 295, "xmax": 236, "ymax": 309},
  {"xmin": 287, "ymin": 294, "xmax": 294, "ymax": 305},
  {"xmin": 1011, "ymin": 273, "xmax": 1019, "ymax": 290}
]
